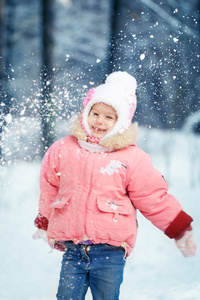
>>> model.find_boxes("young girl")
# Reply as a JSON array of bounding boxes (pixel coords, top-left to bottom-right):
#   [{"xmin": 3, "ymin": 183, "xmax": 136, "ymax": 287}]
[{"xmin": 34, "ymin": 71, "xmax": 197, "ymax": 300}]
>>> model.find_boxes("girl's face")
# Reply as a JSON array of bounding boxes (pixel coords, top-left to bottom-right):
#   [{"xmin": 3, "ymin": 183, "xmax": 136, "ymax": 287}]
[{"xmin": 87, "ymin": 103, "xmax": 117, "ymax": 139}]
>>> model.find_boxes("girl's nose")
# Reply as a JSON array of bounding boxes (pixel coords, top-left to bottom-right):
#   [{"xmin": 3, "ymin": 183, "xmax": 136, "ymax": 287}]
[{"xmin": 96, "ymin": 116, "xmax": 103, "ymax": 124}]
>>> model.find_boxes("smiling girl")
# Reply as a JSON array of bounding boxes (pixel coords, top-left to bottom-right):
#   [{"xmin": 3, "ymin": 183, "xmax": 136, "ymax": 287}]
[{"xmin": 34, "ymin": 71, "xmax": 196, "ymax": 300}]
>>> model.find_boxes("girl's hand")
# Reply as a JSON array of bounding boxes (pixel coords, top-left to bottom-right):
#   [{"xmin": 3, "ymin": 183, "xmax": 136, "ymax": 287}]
[{"xmin": 175, "ymin": 230, "xmax": 197, "ymax": 257}]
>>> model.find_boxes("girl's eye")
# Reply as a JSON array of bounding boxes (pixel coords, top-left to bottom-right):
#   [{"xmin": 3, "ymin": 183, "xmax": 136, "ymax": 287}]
[
  {"xmin": 91, "ymin": 112, "xmax": 98, "ymax": 116},
  {"xmin": 107, "ymin": 116, "xmax": 113, "ymax": 119}
]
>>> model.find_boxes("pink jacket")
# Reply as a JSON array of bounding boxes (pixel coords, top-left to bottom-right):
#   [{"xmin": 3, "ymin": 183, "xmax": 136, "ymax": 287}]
[{"xmin": 37, "ymin": 125, "xmax": 192, "ymax": 255}]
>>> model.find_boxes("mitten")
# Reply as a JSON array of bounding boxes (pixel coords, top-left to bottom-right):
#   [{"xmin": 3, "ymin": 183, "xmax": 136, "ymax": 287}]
[
  {"xmin": 33, "ymin": 214, "xmax": 49, "ymax": 242},
  {"xmin": 33, "ymin": 213, "xmax": 66, "ymax": 252},
  {"xmin": 34, "ymin": 213, "xmax": 49, "ymax": 230},
  {"xmin": 175, "ymin": 229, "xmax": 197, "ymax": 257}
]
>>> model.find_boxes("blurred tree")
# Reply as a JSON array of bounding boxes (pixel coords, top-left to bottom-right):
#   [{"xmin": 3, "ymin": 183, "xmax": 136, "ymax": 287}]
[
  {"xmin": 40, "ymin": 0, "xmax": 55, "ymax": 154},
  {"xmin": 0, "ymin": 0, "xmax": 5, "ymax": 82},
  {"xmin": 108, "ymin": 0, "xmax": 121, "ymax": 73},
  {"xmin": 0, "ymin": 0, "xmax": 16, "ymax": 159},
  {"xmin": 0, "ymin": 0, "xmax": 5, "ymax": 158}
]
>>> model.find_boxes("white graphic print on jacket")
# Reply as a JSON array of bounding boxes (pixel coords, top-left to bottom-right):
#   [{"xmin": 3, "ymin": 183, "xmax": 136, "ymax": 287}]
[{"xmin": 100, "ymin": 160, "xmax": 126, "ymax": 176}]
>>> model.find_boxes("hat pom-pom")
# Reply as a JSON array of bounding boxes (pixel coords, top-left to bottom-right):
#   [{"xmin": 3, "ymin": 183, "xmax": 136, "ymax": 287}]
[{"xmin": 105, "ymin": 71, "xmax": 137, "ymax": 93}]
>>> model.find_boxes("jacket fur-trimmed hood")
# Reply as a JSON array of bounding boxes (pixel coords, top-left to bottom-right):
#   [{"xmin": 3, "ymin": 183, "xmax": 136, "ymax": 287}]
[{"xmin": 71, "ymin": 117, "xmax": 138, "ymax": 151}]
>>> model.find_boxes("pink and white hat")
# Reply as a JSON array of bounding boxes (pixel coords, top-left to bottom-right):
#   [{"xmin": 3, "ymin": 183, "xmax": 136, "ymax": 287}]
[{"xmin": 81, "ymin": 71, "xmax": 137, "ymax": 140}]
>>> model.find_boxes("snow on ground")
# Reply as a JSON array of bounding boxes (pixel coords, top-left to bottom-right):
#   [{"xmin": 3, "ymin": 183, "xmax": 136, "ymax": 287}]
[{"xmin": 0, "ymin": 128, "xmax": 200, "ymax": 300}]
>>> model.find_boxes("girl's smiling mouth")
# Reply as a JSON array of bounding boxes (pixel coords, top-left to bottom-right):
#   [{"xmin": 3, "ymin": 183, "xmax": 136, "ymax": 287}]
[{"xmin": 92, "ymin": 126, "xmax": 106, "ymax": 132}]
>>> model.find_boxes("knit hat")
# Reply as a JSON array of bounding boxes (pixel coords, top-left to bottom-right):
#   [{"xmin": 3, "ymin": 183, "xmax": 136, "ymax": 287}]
[{"xmin": 81, "ymin": 71, "xmax": 137, "ymax": 141}]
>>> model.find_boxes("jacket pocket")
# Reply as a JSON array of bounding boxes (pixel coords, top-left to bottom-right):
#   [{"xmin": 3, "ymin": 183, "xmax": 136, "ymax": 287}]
[{"xmin": 95, "ymin": 197, "xmax": 133, "ymax": 231}]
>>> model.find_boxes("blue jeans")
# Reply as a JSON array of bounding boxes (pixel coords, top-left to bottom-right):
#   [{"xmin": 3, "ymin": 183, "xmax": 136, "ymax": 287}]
[{"xmin": 56, "ymin": 242, "xmax": 126, "ymax": 300}]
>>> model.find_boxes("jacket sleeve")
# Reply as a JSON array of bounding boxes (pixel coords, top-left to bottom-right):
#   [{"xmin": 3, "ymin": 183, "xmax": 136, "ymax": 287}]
[
  {"xmin": 127, "ymin": 152, "xmax": 193, "ymax": 237},
  {"xmin": 38, "ymin": 141, "xmax": 60, "ymax": 219}
]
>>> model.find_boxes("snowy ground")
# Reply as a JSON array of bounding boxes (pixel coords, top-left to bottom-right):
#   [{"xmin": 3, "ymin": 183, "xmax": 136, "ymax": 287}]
[{"xmin": 0, "ymin": 128, "xmax": 200, "ymax": 300}]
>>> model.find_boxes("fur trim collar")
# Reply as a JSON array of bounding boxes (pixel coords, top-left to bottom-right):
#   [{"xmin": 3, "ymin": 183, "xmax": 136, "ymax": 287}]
[{"xmin": 71, "ymin": 118, "xmax": 138, "ymax": 151}]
